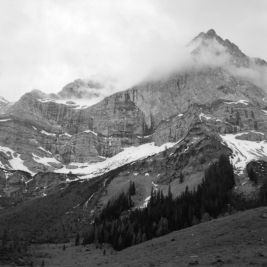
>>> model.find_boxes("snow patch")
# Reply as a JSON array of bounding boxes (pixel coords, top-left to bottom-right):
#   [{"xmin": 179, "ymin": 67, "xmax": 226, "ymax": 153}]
[
  {"xmin": 59, "ymin": 133, "xmax": 72, "ymax": 138},
  {"xmin": 251, "ymin": 130, "xmax": 264, "ymax": 136},
  {"xmin": 38, "ymin": 98, "xmax": 99, "ymax": 109},
  {"xmin": 199, "ymin": 113, "xmax": 213, "ymax": 121},
  {"xmin": 0, "ymin": 119, "xmax": 12, "ymax": 122},
  {"xmin": 38, "ymin": 99, "xmax": 55, "ymax": 103},
  {"xmin": 220, "ymin": 133, "xmax": 267, "ymax": 174},
  {"xmin": 140, "ymin": 196, "xmax": 151, "ymax": 209},
  {"xmin": 32, "ymin": 153, "xmax": 60, "ymax": 167},
  {"xmin": 25, "ymin": 179, "xmax": 33, "ymax": 184},
  {"xmin": 0, "ymin": 146, "xmax": 34, "ymax": 174},
  {"xmin": 224, "ymin": 100, "xmax": 249, "ymax": 105},
  {"xmin": 32, "ymin": 126, "xmax": 37, "ymax": 130},
  {"xmin": 41, "ymin": 130, "xmax": 56, "ymax": 136},
  {"xmin": 83, "ymin": 130, "xmax": 98, "ymax": 136},
  {"xmin": 137, "ymin": 134, "xmax": 153, "ymax": 139},
  {"xmin": 84, "ymin": 193, "xmax": 96, "ymax": 208},
  {"xmin": 56, "ymin": 141, "xmax": 181, "ymax": 179},
  {"xmin": 38, "ymin": 147, "xmax": 52, "ymax": 154}
]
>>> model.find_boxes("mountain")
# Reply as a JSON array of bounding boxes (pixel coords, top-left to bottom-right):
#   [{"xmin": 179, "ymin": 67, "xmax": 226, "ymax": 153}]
[
  {"xmin": 1, "ymin": 29, "xmax": 267, "ymax": 264},
  {"xmin": 0, "ymin": 29, "xmax": 267, "ymax": 203}
]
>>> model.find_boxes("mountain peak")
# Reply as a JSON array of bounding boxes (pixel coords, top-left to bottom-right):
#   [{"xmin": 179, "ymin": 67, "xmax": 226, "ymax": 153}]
[
  {"xmin": 206, "ymin": 29, "xmax": 217, "ymax": 37},
  {"xmin": 0, "ymin": 96, "xmax": 9, "ymax": 104},
  {"xmin": 189, "ymin": 28, "xmax": 252, "ymax": 67}
]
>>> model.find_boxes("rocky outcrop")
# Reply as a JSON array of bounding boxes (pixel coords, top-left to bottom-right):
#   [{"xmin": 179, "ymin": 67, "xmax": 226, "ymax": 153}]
[
  {"xmin": 126, "ymin": 121, "xmax": 231, "ymax": 189},
  {"xmin": 0, "ymin": 29, "xmax": 266, "ymax": 174}
]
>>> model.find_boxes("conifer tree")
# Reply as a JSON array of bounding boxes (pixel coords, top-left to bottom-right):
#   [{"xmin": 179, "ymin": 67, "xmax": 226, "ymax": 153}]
[
  {"xmin": 1, "ymin": 229, "xmax": 8, "ymax": 249},
  {"xmin": 179, "ymin": 172, "xmax": 184, "ymax": 184},
  {"xmin": 75, "ymin": 233, "xmax": 80, "ymax": 246}
]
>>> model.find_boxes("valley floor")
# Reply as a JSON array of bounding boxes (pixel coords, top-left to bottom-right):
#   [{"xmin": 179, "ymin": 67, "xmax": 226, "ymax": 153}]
[{"xmin": 3, "ymin": 206, "xmax": 267, "ymax": 267}]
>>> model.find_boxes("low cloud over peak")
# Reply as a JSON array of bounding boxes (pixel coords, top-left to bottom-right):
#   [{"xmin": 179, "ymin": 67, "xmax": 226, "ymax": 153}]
[{"xmin": 0, "ymin": 1, "xmax": 266, "ymax": 101}]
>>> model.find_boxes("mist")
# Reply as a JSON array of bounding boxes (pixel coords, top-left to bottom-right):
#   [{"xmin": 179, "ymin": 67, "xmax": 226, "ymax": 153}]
[{"xmin": 0, "ymin": 0, "xmax": 266, "ymax": 101}]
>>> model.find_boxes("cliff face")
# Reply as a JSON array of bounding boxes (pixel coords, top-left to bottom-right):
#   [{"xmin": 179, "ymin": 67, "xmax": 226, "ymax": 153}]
[{"xmin": 0, "ymin": 29, "xmax": 266, "ymax": 176}]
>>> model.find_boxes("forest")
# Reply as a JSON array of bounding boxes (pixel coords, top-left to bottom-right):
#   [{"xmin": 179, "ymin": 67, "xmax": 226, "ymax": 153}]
[
  {"xmin": 1, "ymin": 154, "xmax": 267, "ymax": 254},
  {"xmin": 82, "ymin": 154, "xmax": 267, "ymax": 251},
  {"xmin": 0, "ymin": 165, "xmax": 127, "ymax": 251}
]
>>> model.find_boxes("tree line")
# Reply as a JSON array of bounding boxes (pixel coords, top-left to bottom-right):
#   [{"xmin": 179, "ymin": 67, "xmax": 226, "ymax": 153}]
[{"xmin": 82, "ymin": 154, "xmax": 239, "ymax": 250}]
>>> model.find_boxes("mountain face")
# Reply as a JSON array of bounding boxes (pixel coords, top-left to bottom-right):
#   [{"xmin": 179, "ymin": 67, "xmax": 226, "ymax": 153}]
[{"xmin": 0, "ymin": 29, "xmax": 267, "ymax": 200}]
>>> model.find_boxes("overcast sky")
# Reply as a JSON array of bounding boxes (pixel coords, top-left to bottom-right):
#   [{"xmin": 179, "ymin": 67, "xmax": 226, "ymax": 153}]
[{"xmin": 0, "ymin": 0, "xmax": 266, "ymax": 101}]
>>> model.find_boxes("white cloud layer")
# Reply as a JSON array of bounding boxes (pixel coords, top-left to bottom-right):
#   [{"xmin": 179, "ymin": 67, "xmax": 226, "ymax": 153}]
[{"xmin": 0, "ymin": 0, "xmax": 266, "ymax": 101}]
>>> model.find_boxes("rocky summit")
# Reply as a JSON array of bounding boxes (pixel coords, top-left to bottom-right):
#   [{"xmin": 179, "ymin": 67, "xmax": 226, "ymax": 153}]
[{"xmin": 0, "ymin": 29, "xmax": 267, "ymax": 200}]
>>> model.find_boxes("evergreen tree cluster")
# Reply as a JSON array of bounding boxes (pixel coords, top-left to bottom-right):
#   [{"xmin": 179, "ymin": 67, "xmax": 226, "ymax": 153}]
[
  {"xmin": 247, "ymin": 166, "xmax": 258, "ymax": 185},
  {"xmin": 129, "ymin": 181, "xmax": 136, "ymax": 196},
  {"xmin": 82, "ymin": 190, "xmax": 133, "ymax": 248},
  {"xmin": 83, "ymin": 154, "xmax": 236, "ymax": 251},
  {"xmin": 259, "ymin": 181, "xmax": 267, "ymax": 206}
]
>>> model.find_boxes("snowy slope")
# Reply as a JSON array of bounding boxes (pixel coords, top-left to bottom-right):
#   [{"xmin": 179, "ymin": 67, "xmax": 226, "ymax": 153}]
[
  {"xmin": 220, "ymin": 132, "xmax": 267, "ymax": 174},
  {"xmin": 56, "ymin": 141, "xmax": 180, "ymax": 179},
  {"xmin": 32, "ymin": 153, "xmax": 61, "ymax": 167},
  {"xmin": 0, "ymin": 141, "xmax": 179, "ymax": 178},
  {"xmin": 0, "ymin": 146, "xmax": 34, "ymax": 174},
  {"xmin": 38, "ymin": 98, "xmax": 100, "ymax": 109},
  {"xmin": 2, "ymin": 131, "xmax": 267, "ymax": 180}
]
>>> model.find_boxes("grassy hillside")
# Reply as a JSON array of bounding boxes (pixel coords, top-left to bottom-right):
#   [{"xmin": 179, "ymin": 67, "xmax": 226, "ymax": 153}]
[{"xmin": 3, "ymin": 206, "xmax": 267, "ymax": 267}]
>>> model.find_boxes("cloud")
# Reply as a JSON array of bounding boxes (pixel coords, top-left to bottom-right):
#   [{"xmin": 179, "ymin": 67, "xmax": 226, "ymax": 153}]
[
  {"xmin": 191, "ymin": 38, "xmax": 231, "ymax": 67},
  {"xmin": 0, "ymin": 0, "xmax": 266, "ymax": 101},
  {"xmin": 189, "ymin": 37, "xmax": 267, "ymax": 90},
  {"xmin": 228, "ymin": 64, "xmax": 267, "ymax": 90}
]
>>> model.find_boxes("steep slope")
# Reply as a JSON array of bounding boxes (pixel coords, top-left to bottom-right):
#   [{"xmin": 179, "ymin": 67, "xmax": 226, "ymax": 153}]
[
  {"xmin": 1, "ymin": 28, "xmax": 267, "ymax": 267},
  {"xmin": 0, "ymin": 29, "xmax": 266, "ymax": 187}
]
